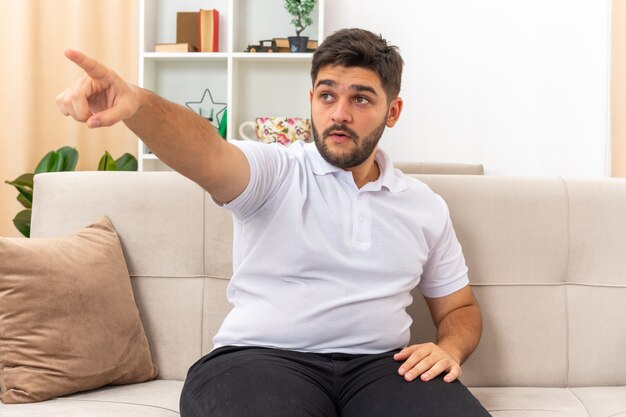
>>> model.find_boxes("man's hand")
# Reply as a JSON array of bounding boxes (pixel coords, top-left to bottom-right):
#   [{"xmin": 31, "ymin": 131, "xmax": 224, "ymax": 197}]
[
  {"xmin": 394, "ymin": 286, "xmax": 482, "ymax": 384},
  {"xmin": 394, "ymin": 342, "xmax": 462, "ymax": 383},
  {"xmin": 56, "ymin": 49, "xmax": 140, "ymax": 128}
]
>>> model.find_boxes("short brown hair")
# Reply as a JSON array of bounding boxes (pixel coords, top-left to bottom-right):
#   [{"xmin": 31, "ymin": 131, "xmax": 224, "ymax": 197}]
[{"xmin": 311, "ymin": 28, "xmax": 404, "ymax": 101}]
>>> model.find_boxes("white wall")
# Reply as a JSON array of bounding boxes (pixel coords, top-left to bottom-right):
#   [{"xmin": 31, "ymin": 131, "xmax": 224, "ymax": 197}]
[{"xmin": 325, "ymin": 0, "xmax": 611, "ymax": 176}]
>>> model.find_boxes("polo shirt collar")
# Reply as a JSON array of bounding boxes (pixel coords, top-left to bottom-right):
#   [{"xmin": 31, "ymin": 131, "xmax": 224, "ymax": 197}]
[
  {"xmin": 306, "ymin": 142, "xmax": 344, "ymax": 176},
  {"xmin": 375, "ymin": 147, "xmax": 409, "ymax": 193},
  {"xmin": 305, "ymin": 142, "xmax": 408, "ymax": 193}
]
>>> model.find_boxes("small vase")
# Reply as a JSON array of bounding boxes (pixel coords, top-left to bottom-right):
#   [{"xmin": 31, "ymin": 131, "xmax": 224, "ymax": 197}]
[{"xmin": 288, "ymin": 36, "xmax": 309, "ymax": 53}]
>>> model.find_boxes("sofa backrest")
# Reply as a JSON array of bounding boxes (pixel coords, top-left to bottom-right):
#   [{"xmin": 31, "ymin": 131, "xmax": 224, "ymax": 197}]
[
  {"xmin": 31, "ymin": 172, "xmax": 626, "ymax": 388},
  {"xmin": 394, "ymin": 162, "xmax": 484, "ymax": 175}
]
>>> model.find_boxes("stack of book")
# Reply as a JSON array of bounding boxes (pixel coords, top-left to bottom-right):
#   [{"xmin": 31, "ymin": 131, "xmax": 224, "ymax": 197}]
[
  {"xmin": 155, "ymin": 43, "xmax": 197, "ymax": 52},
  {"xmin": 199, "ymin": 9, "xmax": 219, "ymax": 52},
  {"xmin": 154, "ymin": 9, "xmax": 219, "ymax": 53}
]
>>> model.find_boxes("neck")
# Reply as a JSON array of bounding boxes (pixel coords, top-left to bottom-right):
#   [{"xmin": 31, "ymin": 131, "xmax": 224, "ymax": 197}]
[{"xmin": 346, "ymin": 152, "xmax": 380, "ymax": 189}]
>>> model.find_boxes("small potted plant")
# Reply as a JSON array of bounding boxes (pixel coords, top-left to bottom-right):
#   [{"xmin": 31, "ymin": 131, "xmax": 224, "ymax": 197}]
[
  {"xmin": 284, "ymin": 0, "xmax": 316, "ymax": 52},
  {"xmin": 4, "ymin": 147, "xmax": 137, "ymax": 237}
]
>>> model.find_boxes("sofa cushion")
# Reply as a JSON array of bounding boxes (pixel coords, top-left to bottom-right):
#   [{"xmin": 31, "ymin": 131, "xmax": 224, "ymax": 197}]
[
  {"xmin": 5, "ymin": 383, "xmax": 621, "ymax": 417},
  {"xmin": 0, "ymin": 380, "xmax": 182, "ymax": 417},
  {"xmin": 0, "ymin": 217, "xmax": 158, "ymax": 404},
  {"xmin": 570, "ymin": 387, "xmax": 626, "ymax": 417},
  {"xmin": 470, "ymin": 387, "xmax": 590, "ymax": 417},
  {"xmin": 566, "ymin": 180, "xmax": 626, "ymax": 386}
]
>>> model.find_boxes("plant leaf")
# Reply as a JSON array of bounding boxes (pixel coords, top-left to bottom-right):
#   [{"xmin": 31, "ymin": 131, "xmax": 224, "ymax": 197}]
[
  {"xmin": 98, "ymin": 151, "xmax": 118, "ymax": 171},
  {"xmin": 17, "ymin": 193, "xmax": 32, "ymax": 209},
  {"xmin": 57, "ymin": 146, "xmax": 79, "ymax": 171},
  {"xmin": 115, "ymin": 153, "xmax": 138, "ymax": 171},
  {"xmin": 5, "ymin": 173, "xmax": 34, "ymax": 204},
  {"xmin": 34, "ymin": 147, "xmax": 78, "ymax": 174},
  {"xmin": 5, "ymin": 173, "xmax": 34, "ymax": 189},
  {"xmin": 13, "ymin": 209, "xmax": 31, "ymax": 238},
  {"xmin": 34, "ymin": 150, "xmax": 59, "ymax": 174}
]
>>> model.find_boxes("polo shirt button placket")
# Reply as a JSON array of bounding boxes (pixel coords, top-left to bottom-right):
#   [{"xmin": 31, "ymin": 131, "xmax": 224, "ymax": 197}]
[{"xmin": 352, "ymin": 192, "xmax": 371, "ymax": 247}]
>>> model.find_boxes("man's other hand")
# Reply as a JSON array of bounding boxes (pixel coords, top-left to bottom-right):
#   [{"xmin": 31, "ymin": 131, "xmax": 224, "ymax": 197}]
[
  {"xmin": 394, "ymin": 342, "xmax": 462, "ymax": 383},
  {"xmin": 56, "ymin": 49, "xmax": 140, "ymax": 128}
]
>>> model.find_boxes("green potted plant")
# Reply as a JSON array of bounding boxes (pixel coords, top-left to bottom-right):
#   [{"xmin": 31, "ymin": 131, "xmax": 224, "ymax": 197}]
[
  {"xmin": 5, "ymin": 146, "xmax": 137, "ymax": 237},
  {"xmin": 284, "ymin": 0, "xmax": 316, "ymax": 52}
]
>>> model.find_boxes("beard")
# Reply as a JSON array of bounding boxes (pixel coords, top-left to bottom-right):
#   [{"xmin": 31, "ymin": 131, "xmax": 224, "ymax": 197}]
[{"xmin": 312, "ymin": 117, "xmax": 388, "ymax": 169}]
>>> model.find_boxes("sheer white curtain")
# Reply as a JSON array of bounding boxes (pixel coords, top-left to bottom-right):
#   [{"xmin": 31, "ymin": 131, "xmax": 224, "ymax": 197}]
[
  {"xmin": 0, "ymin": 0, "xmax": 138, "ymax": 236},
  {"xmin": 612, "ymin": 0, "xmax": 626, "ymax": 177}
]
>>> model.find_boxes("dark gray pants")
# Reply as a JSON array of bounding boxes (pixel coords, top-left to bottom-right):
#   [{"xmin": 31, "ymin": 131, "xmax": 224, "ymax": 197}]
[{"xmin": 180, "ymin": 346, "xmax": 491, "ymax": 417}]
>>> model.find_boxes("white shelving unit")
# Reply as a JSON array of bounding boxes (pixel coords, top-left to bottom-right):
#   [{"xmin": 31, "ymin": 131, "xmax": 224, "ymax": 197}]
[{"xmin": 138, "ymin": 0, "xmax": 325, "ymax": 171}]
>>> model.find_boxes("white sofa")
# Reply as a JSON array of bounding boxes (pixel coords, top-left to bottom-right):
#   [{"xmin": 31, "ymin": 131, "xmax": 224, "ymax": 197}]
[
  {"xmin": 394, "ymin": 162, "xmax": 484, "ymax": 175},
  {"xmin": 2, "ymin": 171, "xmax": 625, "ymax": 417}
]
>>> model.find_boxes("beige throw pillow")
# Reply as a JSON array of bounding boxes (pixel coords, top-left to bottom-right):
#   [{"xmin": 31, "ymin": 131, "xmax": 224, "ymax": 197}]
[{"xmin": 0, "ymin": 216, "xmax": 158, "ymax": 404}]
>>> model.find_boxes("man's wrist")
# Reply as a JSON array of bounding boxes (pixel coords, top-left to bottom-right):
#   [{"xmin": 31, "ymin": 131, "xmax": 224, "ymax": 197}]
[
  {"xmin": 125, "ymin": 86, "xmax": 152, "ymax": 127},
  {"xmin": 437, "ymin": 339, "xmax": 464, "ymax": 364},
  {"xmin": 132, "ymin": 86, "xmax": 148, "ymax": 112}
]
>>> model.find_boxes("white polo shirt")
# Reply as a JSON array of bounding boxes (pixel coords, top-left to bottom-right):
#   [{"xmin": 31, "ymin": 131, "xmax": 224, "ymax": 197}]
[{"xmin": 212, "ymin": 140, "xmax": 469, "ymax": 354}]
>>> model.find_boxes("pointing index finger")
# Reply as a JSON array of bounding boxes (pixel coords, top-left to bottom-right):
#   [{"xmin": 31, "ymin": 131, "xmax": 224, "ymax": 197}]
[{"xmin": 64, "ymin": 49, "xmax": 108, "ymax": 80}]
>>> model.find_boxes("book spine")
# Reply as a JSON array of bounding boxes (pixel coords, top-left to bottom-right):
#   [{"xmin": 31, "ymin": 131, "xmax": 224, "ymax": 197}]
[
  {"xmin": 212, "ymin": 10, "xmax": 219, "ymax": 52},
  {"xmin": 198, "ymin": 11, "xmax": 203, "ymax": 52},
  {"xmin": 199, "ymin": 9, "xmax": 219, "ymax": 52},
  {"xmin": 208, "ymin": 10, "xmax": 214, "ymax": 52}
]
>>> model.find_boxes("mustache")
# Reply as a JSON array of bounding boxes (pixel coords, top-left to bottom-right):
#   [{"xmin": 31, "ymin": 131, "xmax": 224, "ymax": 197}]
[{"xmin": 321, "ymin": 124, "xmax": 359, "ymax": 141}]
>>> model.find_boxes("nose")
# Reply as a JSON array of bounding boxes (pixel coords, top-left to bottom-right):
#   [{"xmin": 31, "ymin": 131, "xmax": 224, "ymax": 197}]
[{"xmin": 331, "ymin": 98, "xmax": 353, "ymax": 124}]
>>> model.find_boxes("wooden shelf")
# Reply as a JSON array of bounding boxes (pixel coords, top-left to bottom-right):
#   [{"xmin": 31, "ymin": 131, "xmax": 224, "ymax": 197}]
[{"xmin": 138, "ymin": 0, "xmax": 324, "ymax": 171}]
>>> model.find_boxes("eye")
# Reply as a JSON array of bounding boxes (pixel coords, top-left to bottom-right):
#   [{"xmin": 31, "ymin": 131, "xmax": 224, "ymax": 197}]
[
  {"xmin": 354, "ymin": 96, "xmax": 371, "ymax": 105},
  {"xmin": 320, "ymin": 92, "xmax": 334, "ymax": 102}
]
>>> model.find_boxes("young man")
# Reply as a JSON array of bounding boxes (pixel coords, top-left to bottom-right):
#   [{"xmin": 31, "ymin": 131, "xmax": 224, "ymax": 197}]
[{"xmin": 57, "ymin": 28, "xmax": 490, "ymax": 416}]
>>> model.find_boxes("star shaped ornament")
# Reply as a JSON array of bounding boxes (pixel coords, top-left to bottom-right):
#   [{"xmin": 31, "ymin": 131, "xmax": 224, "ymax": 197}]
[{"xmin": 185, "ymin": 88, "xmax": 227, "ymax": 130}]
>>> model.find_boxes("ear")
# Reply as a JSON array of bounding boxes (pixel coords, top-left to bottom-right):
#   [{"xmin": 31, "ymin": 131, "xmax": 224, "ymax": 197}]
[
  {"xmin": 309, "ymin": 88, "xmax": 314, "ymax": 104},
  {"xmin": 386, "ymin": 97, "xmax": 403, "ymax": 128}
]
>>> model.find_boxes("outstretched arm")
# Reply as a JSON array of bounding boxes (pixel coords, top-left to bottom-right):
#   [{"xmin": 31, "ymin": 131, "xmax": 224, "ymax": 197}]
[
  {"xmin": 56, "ymin": 49, "xmax": 249, "ymax": 204},
  {"xmin": 394, "ymin": 285, "xmax": 482, "ymax": 383}
]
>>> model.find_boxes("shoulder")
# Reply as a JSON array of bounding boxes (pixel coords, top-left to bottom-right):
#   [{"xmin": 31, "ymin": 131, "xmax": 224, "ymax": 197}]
[
  {"xmin": 230, "ymin": 140, "xmax": 307, "ymax": 168},
  {"xmin": 399, "ymin": 173, "xmax": 448, "ymax": 212}
]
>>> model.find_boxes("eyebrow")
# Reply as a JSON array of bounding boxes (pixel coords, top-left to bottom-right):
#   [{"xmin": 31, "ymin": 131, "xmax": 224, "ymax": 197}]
[{"xmin": 315, "ymin": 79, "xmax": 379, "ymax": 96}]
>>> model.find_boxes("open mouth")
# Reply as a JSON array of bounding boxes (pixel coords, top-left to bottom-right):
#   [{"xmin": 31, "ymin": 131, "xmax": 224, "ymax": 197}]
[
  {"xmin": 320, "ymin": 124, "xmax": 358, "ymax": 144},
  {"xmin": 328, "ymin": 131, "xmax": 352, "ymax": 143}
]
